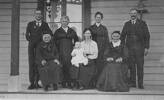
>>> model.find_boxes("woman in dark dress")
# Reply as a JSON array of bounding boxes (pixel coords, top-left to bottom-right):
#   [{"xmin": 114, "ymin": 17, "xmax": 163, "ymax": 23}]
[
  {"xmin": 89, "ymin": 12, "xmax": 110, "ymax": 87},
  {"xmin": 70, "ymin": 28, "xmax": 98, "ymax": 90},
  {"xmin": 35, "ymin": 34, "xmax": 62, "ymax": 91},
  {"xmin": 96, "ymin": 31, "xmax": 129, "ymax": 92},
  {"xmin": 53, "ymin": 16, "xmax": 79, "ymax": 88}
]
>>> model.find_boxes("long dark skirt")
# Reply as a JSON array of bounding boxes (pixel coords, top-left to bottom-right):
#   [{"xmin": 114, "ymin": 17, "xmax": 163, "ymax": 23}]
[
  {"xmin": 38, "ymin": 60, "xmax": 62, "ymax": 87},
  {"xmin": 70, "ymin": 60, "xmax": 96, "ymax": 88},
  {"xmin": 96, "ymin": 62, "xmax": 129, "ymax": 92}
]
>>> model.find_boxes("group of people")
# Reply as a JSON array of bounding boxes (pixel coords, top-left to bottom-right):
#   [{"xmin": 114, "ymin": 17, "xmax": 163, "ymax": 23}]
[{"xmin": 25, "ymin": 8, "xmax": 150, "ymax": 92}]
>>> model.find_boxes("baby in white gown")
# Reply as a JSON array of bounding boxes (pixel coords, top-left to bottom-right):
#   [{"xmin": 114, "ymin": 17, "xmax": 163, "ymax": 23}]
[{"xmin": 71, "ymin": 42, "xmax": 88, "ymax": 67}]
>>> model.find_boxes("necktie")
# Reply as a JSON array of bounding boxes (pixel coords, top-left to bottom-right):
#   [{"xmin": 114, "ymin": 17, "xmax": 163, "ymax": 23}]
[
  {"xmin": 132, "ymin": 21, "xmax": 135, "ymax": 24},
  {"xmin": 36, "ymin": 22, "xmax": 41, "ymax": 27}
]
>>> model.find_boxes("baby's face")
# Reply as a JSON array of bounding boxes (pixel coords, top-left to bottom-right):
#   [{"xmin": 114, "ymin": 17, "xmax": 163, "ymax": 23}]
[
  {"xmin": 43, "ymin": 34, "xmax": 51, "ymax": 43},
  {"xmin": 75, "ymin": 42, "xmax": 81, "ymax": 48}
]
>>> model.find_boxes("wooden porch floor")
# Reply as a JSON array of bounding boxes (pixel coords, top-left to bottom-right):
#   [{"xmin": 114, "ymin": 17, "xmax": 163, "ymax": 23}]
[
  {"xmin": 0, "ymin": 84, "xmax": 164, "ymax": 95},
  {"xmin": 0, "ymin": 85, "xmax": 164, "ymax": 100}
]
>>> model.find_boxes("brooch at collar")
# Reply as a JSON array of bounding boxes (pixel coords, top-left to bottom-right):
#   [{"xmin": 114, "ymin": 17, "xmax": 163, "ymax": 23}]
[{"xmin": 34, "ymin": 25, "xmax": 37, "ymax": 29}]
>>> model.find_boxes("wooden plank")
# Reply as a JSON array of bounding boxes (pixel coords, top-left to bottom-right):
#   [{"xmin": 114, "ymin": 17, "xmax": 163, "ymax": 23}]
[
  {"xmin": 0, "ymin": 0, "xmax": 37, "ymax": 3},
  {"xmin": 20, "ymin": 3, "xmax": 37, "ymax": 9},
  {"xmin": 91, "ymin": 14, "xmax": 129, "ymax": 20},
  {"xmin": 144, "ymin": 61, "xmax": 162, "ymax": 67},
  {"xmin": 0, "ymin": 35, "xmax": 11, "ymax": 40},
  {"xmin": 144, "ymin": 74, "xmax": 164, "ymax": 81},
  {"xmin": 150, "ymin": 40, "xmax": 164, "ymax": 47},
  {"xmin": 91, "ymin": 19, "xmax": 164, "ymax": 27},
  {"xmin": 145, "ymin": 53, "xmax": 164, "ymax": 61},
  {"xmin": 92, "ymin": 7, "xmax": 164, "ymax": 15},
  {"xmin": 144, "ymin": 67, "xmax": 164, "ymax": 74},
  {"xmin": 20, "ymin": 16, "xmax": 34, "ymax": 22},
  {"xmin": 150, "ymin": 33, "xmax": 164, "ymax": 40},
  {"xmin": 0, "ymin": 4, "xmax": 11, "ymax": 8},
  {"xmin": 0, "ymin": 67, "xmax": 10, "ymax": 74},
  {"xmin": 20, "ymin": 9, "xmax": 35, "ymax": 15},
  {"xmin": 0, "ymin": 74, "xmax": 9, "ymax": 84},
  {"xmin": 0, "ymin": 29, "xmax": 11, "ymax": 34},
  {"xmin": 0, "ymin": 0, "xmax": 11, "ymax": 3},
  {"xmin": 144, "ymin": 80, "xmax": 164, "ymax": 86},
  {"xmin": 0, "ymin": 22, "xmax": 11, "ymax": 28},
  {"xmin": 0, "ymin": 3, "xmax": 36, "ymax": 9},
  {"xmin": 145, "ymin": 0, "xmax": 164, "ymax": 7},
  {"xmin": 91, "ymin": 7, "xmax": 131, "ymax": 14},
  {"xmin": 91, "ymin": 0, "xmax": 138, "ymax": 8},
  {"xmin": 0, "ymin": 40, "xmax": 29, "ymax": 48},
  {"xmin": 146, "ymin": 19, "xmax": 164, "ymax": 26},
  {"xmin": 144, "ymin": 13, "xmax": 164, "ymax": 19},
  {"xmin": 0, "ymin": 41, "xmax": 10, "ymax": 47},
  {"xmin": 0, "ymin": 54, "xmax": 10, "ymax": 61},
  {"xmin": 0, "ymin": 16, "xmax": 11, "ymax": 22},
  {"xmin": 0, "ymin": 9, "xmax": 11, "ymax": 16},
  {"xmin": 146, "ymin": 6, "xmax": 164, "ymax": 13},
  {"xmin": 0, "ymin": 34, "xmax": 26, "ymax": 41}
]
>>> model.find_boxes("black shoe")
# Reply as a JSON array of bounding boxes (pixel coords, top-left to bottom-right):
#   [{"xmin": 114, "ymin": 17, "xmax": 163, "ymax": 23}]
[
  {"xmin": 53, "ymin": 84, "xmax": 58, "ymax": 90},
  {"xmin": 44, "ymin": 85, "xmax": 49, "ymax": 91},
  {"xmin": 72, "ymin": 82, "xmax": 79, "ymax": 90},
  {"xmin": 129, "ymin": 83, "xmax": 136, "ymax": 87},
  {"xmin": 67, "ymin": 82, "xmax": 73, "ymax": 89},
  {"xmin": 28, "ymin": 84, "xmax": 35, "ymax": 90},
  {"xmin": 138, "ymin": 85, "xmax": 144, "ymax": 89},
  {"xmin": 35, "ymin": 84, "xmax": 42, "ymax": 89}
]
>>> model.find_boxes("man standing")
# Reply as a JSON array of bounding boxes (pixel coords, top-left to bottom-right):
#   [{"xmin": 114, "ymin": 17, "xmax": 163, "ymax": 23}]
[
  {"xmin": 26, "ymin": 9, "xmax": 52, "ymax": 89},
  {"xmin": 121, "ymin": 8, "xmax": 150, "ymax": 89}
]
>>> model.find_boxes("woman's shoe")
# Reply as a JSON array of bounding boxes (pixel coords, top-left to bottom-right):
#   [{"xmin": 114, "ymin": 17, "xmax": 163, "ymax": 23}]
[
  {"xmin": 28, "ymin": 84, "xmax": 35, "ymax": 90},
  {"xmin": 44, "ymin": 85, "xmax": 49, "ymax": 91},
  {"xmin": 53, "ymin": 84, "xmax": 58, "ymax": 90},
  {"xmin": 79, "ymin": 86, "xmax": 85, "ymax": 90},
  {"xmin": 35, "ymin": 84, "xmax": 42, "ymax": 89}
]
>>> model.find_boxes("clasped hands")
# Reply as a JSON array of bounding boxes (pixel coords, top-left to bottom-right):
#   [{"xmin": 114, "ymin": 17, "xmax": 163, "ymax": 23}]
[
  {"xmin": 41, "ymin": 59, "xmax": 60, "ymax": 66},
  {"xmin": 106, "ymin": 57, "xmax": 123, "ymax": 63}
]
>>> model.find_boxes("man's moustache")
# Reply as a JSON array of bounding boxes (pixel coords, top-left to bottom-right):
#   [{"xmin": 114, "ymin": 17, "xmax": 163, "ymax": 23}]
[{"xmin": 131, "ymin": 16, "xmax": 136, "ymax": 17}]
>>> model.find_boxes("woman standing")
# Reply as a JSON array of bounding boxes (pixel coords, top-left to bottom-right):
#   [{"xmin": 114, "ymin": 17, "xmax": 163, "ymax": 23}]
[
  {"xmin": 89, "ymin": 12, "xmax": 110, "ymax": 87},
  {"xmin": 96, "ymin": 31, "xmax": 129, "ymax": 92},
  {"xmin": 70, "ymin": 28, "xmax": 98, "ymax": 90},
  {"xmin": 35, "ymin": 34, "xmax": 61, "ymax": 91},
  {"xmin": 53, "ymin": 16, "xmax": 79, "ymax": 88}
]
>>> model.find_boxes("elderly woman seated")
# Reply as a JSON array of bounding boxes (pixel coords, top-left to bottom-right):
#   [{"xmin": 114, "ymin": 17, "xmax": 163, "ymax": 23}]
[{"xmin": 35, "ymin": 33, "xmax": 62, "ymax": 91}]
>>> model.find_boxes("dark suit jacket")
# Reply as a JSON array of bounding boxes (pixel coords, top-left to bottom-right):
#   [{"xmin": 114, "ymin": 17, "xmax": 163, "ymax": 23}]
[
  {"xmin": 121, "ymin": 19, "xmax": 150, "ymax": 49},
  {"xmin": 26, "ymin": 20, "xmax": 52, "ymax": 44}
]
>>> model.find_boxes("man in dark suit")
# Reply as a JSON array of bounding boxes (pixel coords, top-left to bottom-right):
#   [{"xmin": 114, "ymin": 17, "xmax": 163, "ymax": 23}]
[
  {"xmin": 121, "ymin": 8, "xmax": 150, "ymax": 89},
  {"xmin": 26, "ymin": 9, "xmax": 52, "ymax": 89}
]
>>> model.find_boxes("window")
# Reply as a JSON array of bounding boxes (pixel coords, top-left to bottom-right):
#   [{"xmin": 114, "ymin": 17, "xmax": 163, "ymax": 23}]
[{"xmin": 45, "ymin": 0, "xmax": 82, "ymax": 38}]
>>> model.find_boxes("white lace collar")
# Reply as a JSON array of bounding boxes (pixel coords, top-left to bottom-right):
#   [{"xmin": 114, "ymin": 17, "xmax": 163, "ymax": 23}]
[{"xmin": 112, "ymin": 40, "xmax": 121, "ymax": 47}]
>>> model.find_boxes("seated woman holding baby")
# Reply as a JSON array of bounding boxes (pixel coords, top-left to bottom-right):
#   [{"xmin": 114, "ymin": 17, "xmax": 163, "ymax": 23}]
[{"xmin": 70, "ymin": 28, "xmax": 98, "ymax": 90}]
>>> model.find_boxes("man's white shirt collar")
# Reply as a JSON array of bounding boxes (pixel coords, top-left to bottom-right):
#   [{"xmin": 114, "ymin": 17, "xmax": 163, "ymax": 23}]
[
  {"xmin": 36, "ymin": 20, "xmax": 42, "ymax": 26},
  {"xmin": 131, "ymin": 19, "xmax": 137, "ymax": 24},
  {"xmin": 62, "ymin": 27, "xmax": 68, "ymax": 33}
]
